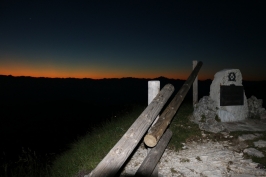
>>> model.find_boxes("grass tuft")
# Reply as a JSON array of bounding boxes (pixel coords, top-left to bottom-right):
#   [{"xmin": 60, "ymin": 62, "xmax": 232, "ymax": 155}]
[{"xmin": 168, "ymin": 101, "xmax": 202, "ymax": 150}]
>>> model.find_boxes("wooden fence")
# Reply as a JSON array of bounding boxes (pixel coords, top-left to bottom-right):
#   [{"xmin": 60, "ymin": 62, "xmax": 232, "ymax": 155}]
[{"xmin": 88, "ymin": 61, "xmax": 203, "ymax": 177}]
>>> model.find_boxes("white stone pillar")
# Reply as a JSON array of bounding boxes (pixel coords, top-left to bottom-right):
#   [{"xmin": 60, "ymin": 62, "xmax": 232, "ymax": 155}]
[
  {"xmin": 148, "ymin": 81, "xmax": 160, "ymax": 105},
  {"xmin": 148, "ymin": 80, "xmax": 160, "ymax": 177},
  {"xmin": 148, "ymin": 81, "xmax": 160, "ymax": 126}
]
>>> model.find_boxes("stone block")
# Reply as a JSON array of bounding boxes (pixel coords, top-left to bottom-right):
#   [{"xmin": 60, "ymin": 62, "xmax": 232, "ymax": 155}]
[
  {"xmin": 233, "ymin": 175, "xmax": 256, "ymax": 177},
  {"xmin": 243, "ymin": 148, "xmax": 264, "ymax": 158},
  {"xmin": 260, "ymin": 111, "xmax": 266, "ymax": 119},
  {"xmin": 217, "ymin": 109, "xmax": 235, "ymax": 122},
  {"xmin": 248, "ymin": 95, "xmax": 266, "ymax": 119},
  {"xmin": 254, "ymin": 140, "xmax": 266, "ymax": 148},
  {"xmin": 238, "ymin": 134, "xmax": 262, "ymax": 141}
]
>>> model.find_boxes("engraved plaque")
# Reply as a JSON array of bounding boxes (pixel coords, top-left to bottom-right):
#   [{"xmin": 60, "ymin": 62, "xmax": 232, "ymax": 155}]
[{"xmin": 220, "ymin": 85, "xmax": 244, "ymax": 106}]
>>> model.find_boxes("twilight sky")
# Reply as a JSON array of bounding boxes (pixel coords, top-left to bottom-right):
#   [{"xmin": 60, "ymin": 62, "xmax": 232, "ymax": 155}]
[{"xmin": 0, "ymin": 1, "xmax": 265, "ymax": 80}]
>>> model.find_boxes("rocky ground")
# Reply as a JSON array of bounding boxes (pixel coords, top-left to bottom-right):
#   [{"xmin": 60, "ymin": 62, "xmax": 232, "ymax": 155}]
[{"xmin": 120, "ymin": 131, "xmax": 266, "ymax": 177}]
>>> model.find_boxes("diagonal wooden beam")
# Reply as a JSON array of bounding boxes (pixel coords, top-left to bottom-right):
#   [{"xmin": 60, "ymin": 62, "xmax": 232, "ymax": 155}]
[
  {"xmin": 144, "ymin": 61, "xmax": 203, "ymax": 147},
  {"xmin": 88, "ymin": 84, "xmax": 174, "ymax": 177},
  {"xmin": 135, "ymin": 129, "xmax": 172, "ymax": 177}
]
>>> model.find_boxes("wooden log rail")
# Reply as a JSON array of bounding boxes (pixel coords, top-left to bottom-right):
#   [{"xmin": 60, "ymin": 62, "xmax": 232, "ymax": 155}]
[
  {"xmin": 135, "ymin": 129, "xmax": 173, "ymax": 177},
  {"xmin": 144, "ymin": 61, "xmax": 203, "ymax": 147},
  {"xmin": 89, "ymin": 84, "xmax": 174, "ymax": 177},
  {"xmin": 88, "ymin": 61, "xmax": 203, "ymax": 177}
]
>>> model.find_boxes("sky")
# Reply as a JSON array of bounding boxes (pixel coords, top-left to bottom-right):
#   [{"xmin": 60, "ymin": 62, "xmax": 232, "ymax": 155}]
[{"xmin": 0, "ymin": 0, "xmax": 265, "ymax": 81}]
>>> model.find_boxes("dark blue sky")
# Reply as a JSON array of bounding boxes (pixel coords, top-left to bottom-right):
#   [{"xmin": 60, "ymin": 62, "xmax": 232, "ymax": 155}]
[{"xmin": 1, "ymin": 1, "xmax": 265, "ymax": 80}]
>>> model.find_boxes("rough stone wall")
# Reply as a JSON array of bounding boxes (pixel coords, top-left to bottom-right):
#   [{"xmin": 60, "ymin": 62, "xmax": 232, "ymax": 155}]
[{"xmin": 248, "ymin": 96, "xmax": 266, "ymax": 119}]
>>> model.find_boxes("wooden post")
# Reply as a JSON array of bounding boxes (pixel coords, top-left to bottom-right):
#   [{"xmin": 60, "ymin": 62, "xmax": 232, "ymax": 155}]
[
  {"xmin": 148, "ymin": 81, "xmax": 160, "ymax": 177},
  {"xmin": 135, "ymin": 129, "xmax": 172, "ymax": 177},
  {"xmin": 193, "ymin": 60, "xmax": 198, "ymax": 106},
  {"xmin": 88, "ymin": 84, "xmax": 174, "ymax": 177},
  {"xmin": 144, "ymin": 61, "xmax": 203, "ymax": 147}
]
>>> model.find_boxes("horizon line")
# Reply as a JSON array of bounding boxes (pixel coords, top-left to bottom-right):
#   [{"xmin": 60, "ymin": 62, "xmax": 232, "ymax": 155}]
[{"xmin": 1, "ymin": 74, "xmax": 265, "ymax": 82}]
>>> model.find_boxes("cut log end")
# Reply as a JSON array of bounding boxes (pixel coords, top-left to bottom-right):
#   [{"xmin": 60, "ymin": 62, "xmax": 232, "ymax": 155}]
[{"xmin": 144, "ymin": 134, "xmax": 157, "ymax": 147}]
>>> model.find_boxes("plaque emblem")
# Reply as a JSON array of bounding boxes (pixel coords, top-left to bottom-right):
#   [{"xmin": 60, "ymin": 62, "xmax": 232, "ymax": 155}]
[{"xmin": 228, "ymin": 72, "xmax": 236, "ymax": 81}]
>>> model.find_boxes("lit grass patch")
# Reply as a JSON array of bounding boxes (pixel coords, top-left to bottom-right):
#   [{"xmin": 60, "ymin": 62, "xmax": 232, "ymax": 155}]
[
  {"xmin": 200, "ymin": 115, "xmax": 206, "ymax": 123},
  {"xmin": 215, "ymin": 115, "xmax": 221, "ymax": 122},
  {"xmin": 168, "ymin": 101, "xmax": 201, "ymax": 150},
  {"xmin": 50, "ymin": 104, "xmax": 145, "ymax": 177},
  {"xmin": 50, "ymin": 101, "xmax": 201, "ymax": 176},
  {"xmin": 180, "ymin": 158, "xmax": 190, "ymax": 163},
  {"xmin": 196, "ymin": 156, "xmax": 201, "ymax": 161},
  {"xmin": 170, "ymin": 168, "xmax": 178, "ymax": 173}
]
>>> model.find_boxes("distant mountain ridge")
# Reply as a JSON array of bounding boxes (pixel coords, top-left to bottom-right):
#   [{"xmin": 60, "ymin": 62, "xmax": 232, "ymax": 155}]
[
  {"xmin": 0, "ymin": 75, "xmax": 265, "ymax": 106},
  {"xmin": 0, "ymin": 74, "xmax": 214, "ymax": 81}
]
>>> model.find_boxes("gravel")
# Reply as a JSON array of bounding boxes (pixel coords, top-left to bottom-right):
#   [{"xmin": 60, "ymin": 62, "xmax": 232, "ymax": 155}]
[{"xmin": 120, "ymin": 139, "xmax": 266, "ymax": 177}]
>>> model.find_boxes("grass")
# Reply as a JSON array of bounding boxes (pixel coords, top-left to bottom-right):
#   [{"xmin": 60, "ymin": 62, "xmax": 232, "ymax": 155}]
[
  {"xmin": 2, "ymin": 100, "xmax": 266, "ymax": 176},
  {"xmin": 168, "ymin": 101, "xmax": 202, "ymax": 150},
  {"xmin": 50, "ymin": 100, "xmax": 202, "ymax": 177},
  {"xmin": 1, "ymin": 101, "xmax": 199, "ymax": 177},
  {"xmin": 50, "ymin": 104, "xmax": 146, "ymax": 177}
]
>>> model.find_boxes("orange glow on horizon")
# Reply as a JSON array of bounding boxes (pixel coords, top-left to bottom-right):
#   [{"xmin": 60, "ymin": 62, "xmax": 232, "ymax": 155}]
[
  {"xmin": 0, "ymin": 58, "xmax": 216, "ymax": 80},
  {"xmin": 0, "ymin": 66, "xmax": 211, "ymax": 80},
  {"xmin": 0, "ymin": 61, "xmax": 263, "ymax": 81},
  {"xmin": 0, "ymin": 57, "xmax": 193, "ymax": 79},
  {"xmin": 0, "ymin": 67, "xmax": 111, "ymax": 79}
]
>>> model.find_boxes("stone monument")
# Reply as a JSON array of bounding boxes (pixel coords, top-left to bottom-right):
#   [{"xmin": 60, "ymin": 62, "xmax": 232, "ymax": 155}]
[
  {"xmin": 210, "ymin": 69, "xmax": 248, "ymax": 122},
  {"xmin": 191, "ymin": 69, "xmax": 250, "ymax": 133},
  {"xmin": 191, "ymin": 69, "xmax": 266, "ymax": 133}
]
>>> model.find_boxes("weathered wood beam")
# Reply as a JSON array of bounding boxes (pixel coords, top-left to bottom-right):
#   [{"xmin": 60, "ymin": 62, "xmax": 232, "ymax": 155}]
[
  {"xmin": 135, "ymin": 129, "xmax": 172, "ymax": 177},
  {"xmin": 193, "ymin": 60, "xmax": 198, "ymax": 106},
  {"xmin": 144, "ymin": 61, "xmax": 203, "ymax": 147},
  {"xmin": 88, "ymin": 84, "xmax": 174, "ymax": 177}
]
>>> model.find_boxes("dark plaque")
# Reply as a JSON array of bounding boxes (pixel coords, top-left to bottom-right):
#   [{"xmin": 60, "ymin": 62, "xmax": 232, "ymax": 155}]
[{"xmin": 220, "ymin": 85, "xmax": 244, "ymax": 106}]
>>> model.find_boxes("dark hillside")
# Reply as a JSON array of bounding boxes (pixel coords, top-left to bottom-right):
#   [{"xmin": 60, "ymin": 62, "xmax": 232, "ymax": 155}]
[
  {"xmin": 0, "ymin": 75, "xmax": 265, "ymax": 160},
  {"xmin": 0, "ymin": 76, "xmax": 187, "ymax": 159}
]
